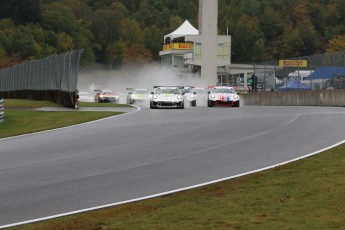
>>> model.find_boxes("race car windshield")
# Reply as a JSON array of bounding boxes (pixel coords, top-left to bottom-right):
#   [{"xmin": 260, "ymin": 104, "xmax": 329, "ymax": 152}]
[
  {"xmin": 212, "ymin": 88, "xmax": 235, "ymax": 93},
  {"xmin": 193, "ymin": 88, "xmax": 206, "ymax": 94},
  {"xmin": 102, "ymin": 90, "xmax": 114, "ymax": 94},
  {"xmin": 157, "ymin": 88, "xmax": 179, "ymax": 94},
  {"xmin": 133, "ymin": 90, "xmax": 147, "ymax": 94},
  {"xmin": 182, "ymin": 88, "xmax": 191, "ymax": 93}
]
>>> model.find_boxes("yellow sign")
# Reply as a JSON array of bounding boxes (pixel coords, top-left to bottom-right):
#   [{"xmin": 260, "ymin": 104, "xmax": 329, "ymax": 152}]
[
  {"xmin": 279, "ymin": 60, "xmax": 308, "ymax": 67},
  {"xmin": 163, "ymin": 43, "xmax": 192, "ymax": 51}
]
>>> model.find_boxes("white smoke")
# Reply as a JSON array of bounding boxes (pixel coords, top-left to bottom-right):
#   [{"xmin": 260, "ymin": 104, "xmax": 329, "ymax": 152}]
[{"xmin": 77, "ymin": 63, "xmax": 204, "ymax": 104}]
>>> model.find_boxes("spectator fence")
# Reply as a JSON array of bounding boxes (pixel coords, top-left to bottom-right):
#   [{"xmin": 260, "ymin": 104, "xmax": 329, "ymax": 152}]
[
  {"xmin": 252, "ymin": 51, "xmax": 345, "ymax": 92},
  {"xmin": 0, "ymin": 49, "xmax": 83, "ymax": 108}
]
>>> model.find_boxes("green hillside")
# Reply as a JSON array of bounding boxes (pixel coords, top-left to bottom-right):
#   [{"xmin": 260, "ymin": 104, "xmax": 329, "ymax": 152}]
[{"xmin": 0, "ymin": 0, "xmax": 344, "ymax": 67}]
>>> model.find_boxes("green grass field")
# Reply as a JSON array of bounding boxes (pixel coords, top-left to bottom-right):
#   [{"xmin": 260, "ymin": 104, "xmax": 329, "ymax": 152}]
[
  {"xmin": 0, "ymin": 99, "xmax": 123, "ymax": 138},
  {"xmin": 79, "ymin": 101, "xmax": 133, "ymax": 108},
  {"xmin": 2, "ymin": 100, "xmax": 345, "ymax": 229}
]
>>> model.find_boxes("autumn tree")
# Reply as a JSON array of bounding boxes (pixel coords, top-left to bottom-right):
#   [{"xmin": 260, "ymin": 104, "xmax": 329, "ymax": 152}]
[
  {"xmin": 0, "ymin": 19, "xmax": 16, "ymax": 55},
  {"xmin": 326, "ymin": 34, "xmax": 345, "ymax": 52},
  {"xmin": 106, "ymin": 40, "xmax": 125, "ymax": 69},
  {"xmin": 122, "ymin": 44, "xmax": 152, "ymax": 66},
  {"xmin": 168, "ymin": 15, "xmax": 184, "ymax": 33},
  {"xmin": 232, "ymin": 16, "xmax": 265, "ymax": 62},
  {"xmin": 57, "ymin": 32, "xmax": 75, "ymax": 53},
  {"xmin": 240, "ymin": 0, "xmax": 260, "ymax": 16},
  {"xmin": 282, "ymin": 28, "xmax": 304, "ymax": 57},
  {"xmin": 118, "ymin": 18, "xmax": 142, "ymax": 46},
  {"xmin": 41, "ymin": 1, "xmax": 79, "ymax": 35},
  {"xmin": 142, "ymin": 25, "xmax": 164, "ymax": 60},
  {"xmin": 0, "ymin": 46, "xmax": 8, "ymax": 68},
  {"xmin": 260, "ymin": 7, "xmax": 284, "ymax": 40},
  {"xmin": 1, "ymin": 0, "xmax": 345, "ymax": 67},
  {"xmin": 0, "ymin": 19, "xmax": 41, "ymax": 60},
  {"xmin": 91, "ymin": 2, "xmax": 127, "ymax": 63}
]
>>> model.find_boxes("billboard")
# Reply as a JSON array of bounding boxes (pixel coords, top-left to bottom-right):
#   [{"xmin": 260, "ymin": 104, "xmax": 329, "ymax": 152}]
[
  {"xmin": 163, "ymin": 43, "xmax": 192, "ymax": 51},
  {"xmin": 279, "ymin": 60, "xmax": 308, "ymax": 67}
]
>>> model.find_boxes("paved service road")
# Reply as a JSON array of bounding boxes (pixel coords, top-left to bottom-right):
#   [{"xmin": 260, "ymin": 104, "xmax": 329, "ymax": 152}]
[{"xmin": 1, "ymin": 106, "xmax": 345, "ymax": 226}]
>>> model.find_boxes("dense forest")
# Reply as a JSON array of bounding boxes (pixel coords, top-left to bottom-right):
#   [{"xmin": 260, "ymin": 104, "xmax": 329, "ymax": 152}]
[{"xmin": 0, "ymin": 0, "xmax": 344, "ymax": 69}]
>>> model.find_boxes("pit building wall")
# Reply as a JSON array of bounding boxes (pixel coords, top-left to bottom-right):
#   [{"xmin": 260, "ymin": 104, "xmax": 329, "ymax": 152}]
[{"xmin": 241, "ymin": 90, "xmax": 345, "ymax": 107}]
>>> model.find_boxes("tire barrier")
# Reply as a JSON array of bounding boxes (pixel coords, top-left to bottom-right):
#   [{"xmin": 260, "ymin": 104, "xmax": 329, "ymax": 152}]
[
  {"xmin": 241, "ymin": 89, "xmax": 345, "ymax": 107},
  {"xmin": 0, "ymin": 99, "xmax": 4, "ymax": 123}
]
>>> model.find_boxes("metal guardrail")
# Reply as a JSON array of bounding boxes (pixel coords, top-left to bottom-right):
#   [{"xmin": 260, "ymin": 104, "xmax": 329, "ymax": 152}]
[{"xmin": 0, "ymin": 99, "xmax": 4, "ymax": 123}]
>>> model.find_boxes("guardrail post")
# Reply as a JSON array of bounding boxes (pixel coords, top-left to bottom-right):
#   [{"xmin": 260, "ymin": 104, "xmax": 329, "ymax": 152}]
[{"xmin": 0, "ymin": 99, "xmax": 4, "ymax": 123}]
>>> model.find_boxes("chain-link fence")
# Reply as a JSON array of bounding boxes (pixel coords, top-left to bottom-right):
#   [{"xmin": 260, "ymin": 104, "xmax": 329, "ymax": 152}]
[
  {"xmin": 0, "ymin": 49, "xmax": 83, "ymax": 108},
  {"xmin": 252, "ymin": 51, "xmax": 345, "ymax": 92}
]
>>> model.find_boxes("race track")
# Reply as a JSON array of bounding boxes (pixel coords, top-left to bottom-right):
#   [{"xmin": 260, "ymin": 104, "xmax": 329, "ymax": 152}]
[{"xmin": 1, "ymin": 106, "xmax": 345, "ymax": 227}]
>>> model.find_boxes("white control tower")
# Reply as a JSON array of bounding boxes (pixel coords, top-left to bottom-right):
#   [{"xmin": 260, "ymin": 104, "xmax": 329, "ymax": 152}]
[{"xmin": 199, "ymin": 0, "xmax": 218, "ymax": 87}]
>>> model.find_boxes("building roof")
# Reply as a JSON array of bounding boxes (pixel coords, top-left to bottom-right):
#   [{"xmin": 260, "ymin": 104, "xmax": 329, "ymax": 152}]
[
  {"xmin": 305, "ymin": 66, "xmax": 345, "ymax": 80},
  {"xmin": 164, "ymin": 20, "xmax": 199, "ymax": 42},
  {"xmin": 277, "ymin": 80, "xmax": 311, "ymax": 91}
]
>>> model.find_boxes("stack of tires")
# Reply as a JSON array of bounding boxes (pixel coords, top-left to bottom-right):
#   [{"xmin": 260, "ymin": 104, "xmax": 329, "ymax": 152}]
[{"xmin": 0, "ymin": 99, "xmax": 3, "ymax": 123}]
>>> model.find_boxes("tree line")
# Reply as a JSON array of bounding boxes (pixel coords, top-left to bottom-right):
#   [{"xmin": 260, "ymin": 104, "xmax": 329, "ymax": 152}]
[{"xmin": 0, "ymin": 0, "xmax": 344, "ymax": 69}]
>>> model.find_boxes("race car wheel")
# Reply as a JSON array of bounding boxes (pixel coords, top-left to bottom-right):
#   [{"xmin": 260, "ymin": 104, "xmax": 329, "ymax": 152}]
[
  {"xmin": 191, "ymin": 100, "xmax": 196, "ymax": 107},
  {"xmin": 234, "ymin": 101, "xmax": 240, "ymax": 107},
  {"xmin": 150, "ymin": 102, "xmax": 155, "ymax": 109},
  {"xmin": 207, "ymin": 100, "xmax": 213, "ymax": 107}
]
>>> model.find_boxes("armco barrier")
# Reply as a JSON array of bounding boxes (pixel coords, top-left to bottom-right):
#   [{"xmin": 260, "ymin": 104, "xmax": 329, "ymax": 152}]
[
  {"xmin": 0, "ymin": 99, "xmax": 3, "ymax": 123},
  {"xmin": 241, "ymin": 89, "xmax": 345, "ymax": 107}
]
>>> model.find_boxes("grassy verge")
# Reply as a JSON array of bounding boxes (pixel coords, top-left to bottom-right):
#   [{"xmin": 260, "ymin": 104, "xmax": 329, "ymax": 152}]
[
  {"xmin": 0, "ymin": 99, "xmax": 124, "ymax": 138},
  {"xmin": 79, "ymin": 102, "xmax": 133, "ymax": 108},
  {"xmin": 10, "ymin": 144, "xmax": 345, "ymax": 229},
  {"xmin": 3, "ymin": 99, "xmax": 133, "ymax": 109},
  {"xmin": 4, "ymin": 99, "xmax": 63, "ymax": 109},
  {"xmin": 0, "ymin": 110, "xmax": 122, "ymax": 138}
]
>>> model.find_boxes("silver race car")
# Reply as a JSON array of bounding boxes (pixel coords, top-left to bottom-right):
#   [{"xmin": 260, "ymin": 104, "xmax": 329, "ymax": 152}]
[
  {"xmin": 207, "ymin": 86, "xmax": 240, "ymax": 107},
  {"xmin": 150, "ymin": 86, "xmax": 184, "ymax": 109},
  {"xmin": 126, "ymin": 88, "xmax": 150, "ymax": 104}
]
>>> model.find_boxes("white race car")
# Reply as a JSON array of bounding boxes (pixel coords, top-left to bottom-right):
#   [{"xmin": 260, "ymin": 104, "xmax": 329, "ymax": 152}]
[
  {"xmin": 185, "ymin": 87, "xmax": 207, "ymax": 106},
  {"xmin": 207, "ymin": 86, "xmax": 240, "ymax": 107},
  {"xmin": 150, "ymin": 86, "xmax": 184, "ymax": 109},
  {"xmin": 126, "ymin": 88, "xmax": 150, "ymax": 104},
  {"xmin": 78, "ymin": 91, "xmax": 94, "ymax": 102}
]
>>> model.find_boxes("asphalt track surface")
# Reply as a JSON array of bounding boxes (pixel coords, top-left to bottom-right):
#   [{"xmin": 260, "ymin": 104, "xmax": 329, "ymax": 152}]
[{"xmin": 1, "ymin": 105, "xmax": 345, "ymax": 227}]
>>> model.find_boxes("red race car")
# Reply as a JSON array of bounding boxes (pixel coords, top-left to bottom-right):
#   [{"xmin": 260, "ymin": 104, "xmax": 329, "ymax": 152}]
[{"xmin": 94, "ymin": 90, "xmax": 119, "ymax": 103}]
